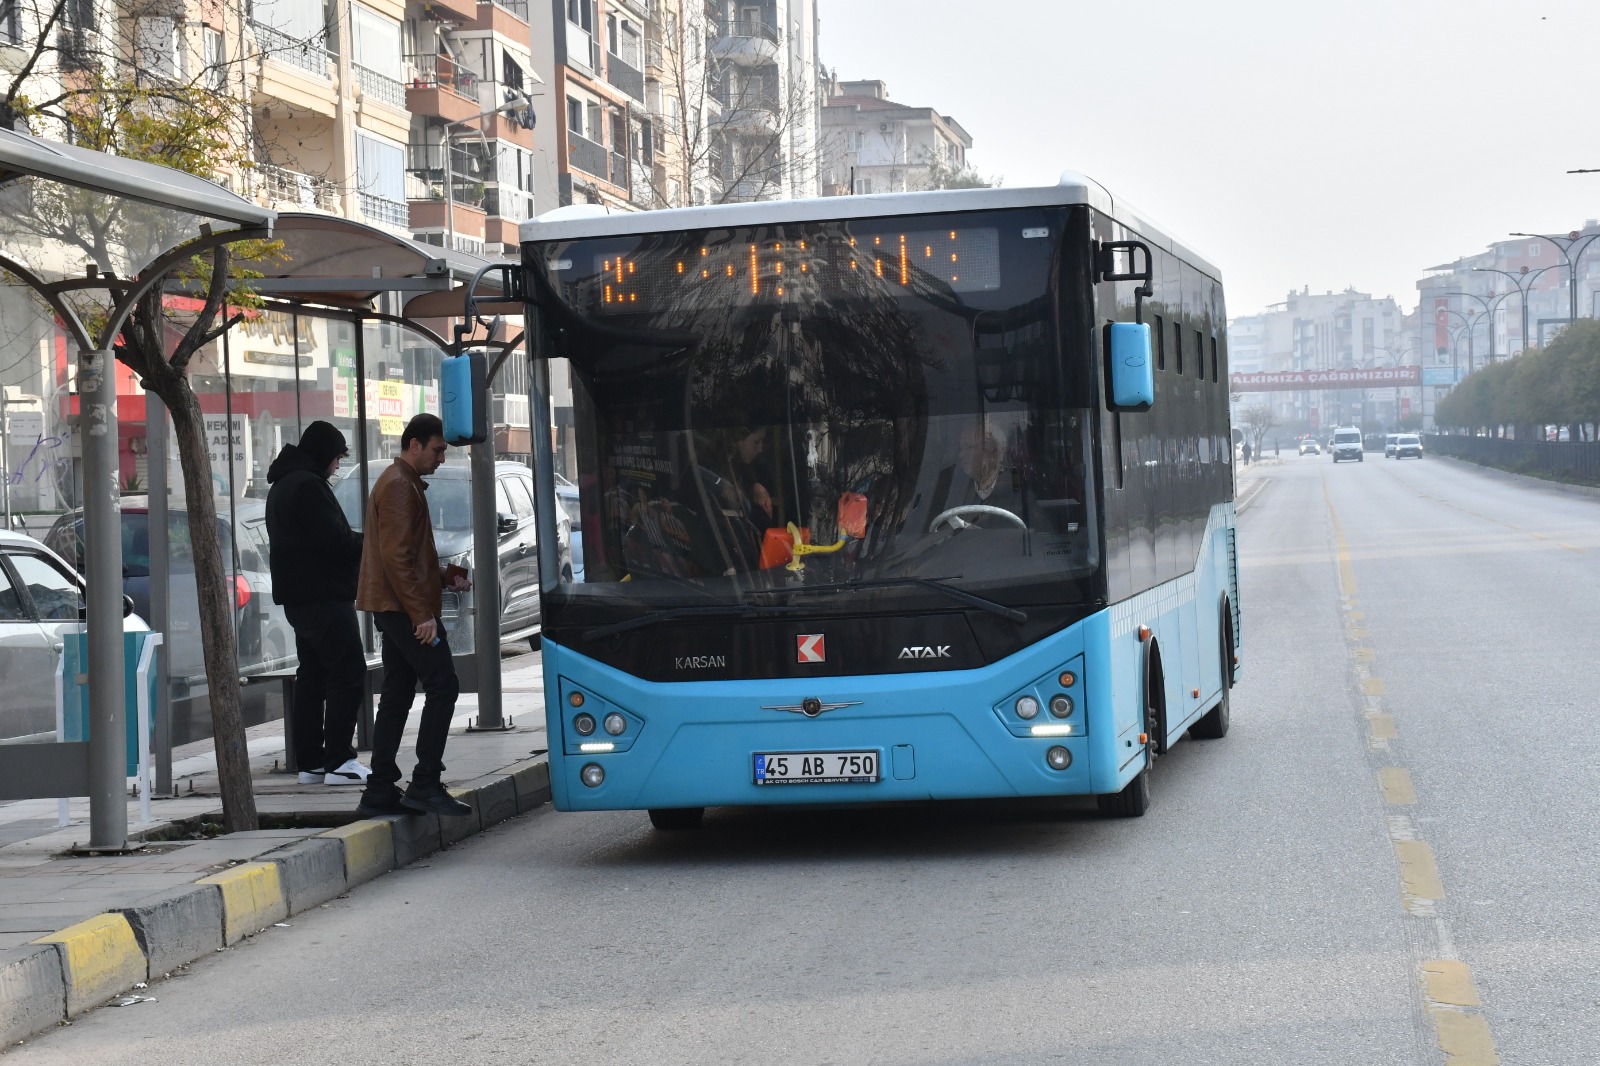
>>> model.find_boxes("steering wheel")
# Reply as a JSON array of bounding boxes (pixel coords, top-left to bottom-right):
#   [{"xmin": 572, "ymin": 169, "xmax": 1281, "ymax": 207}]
[{"xmin": 929, "ymin": 504, "xmax": 1026, "ymax": 533}]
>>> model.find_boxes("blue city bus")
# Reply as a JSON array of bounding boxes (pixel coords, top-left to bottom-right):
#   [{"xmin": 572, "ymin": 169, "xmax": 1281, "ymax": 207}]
[{"xmin": 515, "ymin": 174, "xmax": 1239, "ymax": 829}]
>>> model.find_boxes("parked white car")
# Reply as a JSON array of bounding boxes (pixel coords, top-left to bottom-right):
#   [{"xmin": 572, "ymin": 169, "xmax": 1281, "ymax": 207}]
[{"xmin": 0, "ymin": 529, "xmax": 147, "ymax": 741}]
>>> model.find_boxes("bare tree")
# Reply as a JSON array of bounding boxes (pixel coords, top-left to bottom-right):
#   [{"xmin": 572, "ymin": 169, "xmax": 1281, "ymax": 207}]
[
  {"xmin": 1240, "ymin": 403, "xmax": 1278, "ymax": 456},
  {"xmin": 644, "ymin": 10, "xmax": 821, "ymax": 208},
  {"xmin": 2, "ymin": 1, "xmax": 314, "ymax": 831}
]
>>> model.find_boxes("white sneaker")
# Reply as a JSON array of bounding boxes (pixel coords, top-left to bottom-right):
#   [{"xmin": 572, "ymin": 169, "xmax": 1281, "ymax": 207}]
[
  {"xmin": 297, "ymin": 770, "xmax": 325, "ymax": 784},
  {"xmin": 323, "ymin": 758, "xmax": 371, "ymax": 786}
]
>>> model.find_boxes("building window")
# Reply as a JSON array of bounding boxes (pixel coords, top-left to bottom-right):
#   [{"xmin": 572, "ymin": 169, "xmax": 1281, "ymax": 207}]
[
  {"xmin": 853, "ymin": 176, "xmax": 872, "ymax": 194},
  {"xmin": 352, "ymin": 5, "xmax": 403, "ymax": 81},
  {"xmin": 1529, "ymin": 243, "xmax": 1541, "ymax": 256},
  {"xmin": 0, "ymin": 1, "xmax": 21, "ymax": 44},
  {"xmin": 355, "ymin": 131, "xmax": 407, "ymax": 228},
  {"xmin": 203, "ymin": 26, "xmax": 226, "ymax": 89},
  {"xmin": 566, "ymin": 97, "xmax": 583, "ymax": 136},
  {"xmin": 135, "ymin": 16, "xmax": 185, "ymax": 81}
]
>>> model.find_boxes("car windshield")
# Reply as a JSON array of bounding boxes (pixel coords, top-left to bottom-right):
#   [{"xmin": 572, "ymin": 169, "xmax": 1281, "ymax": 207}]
[
  {"xmin": 334, "ymin": 469, "xmax": 473, "ymax": 533},
  {"xmin": 1398, "ymin": 435, "xmax": 1420, "ymax": 445}
]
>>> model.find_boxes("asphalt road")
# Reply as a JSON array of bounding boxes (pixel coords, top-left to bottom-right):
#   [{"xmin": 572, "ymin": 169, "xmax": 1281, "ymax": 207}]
[{"xmin": 11, "ymin": 454, "xmax": 1599, "ymax": 1066}]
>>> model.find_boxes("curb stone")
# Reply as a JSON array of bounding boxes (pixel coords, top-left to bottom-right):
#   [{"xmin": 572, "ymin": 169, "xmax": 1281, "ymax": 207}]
[
  {"xmin": 1, "ymin": 755, "xmax": 551, "ymax": 1046},
  {"xmin": 0, "ymin": 945, "xmax": 67, "ymax": 1046},
  {"xmin": 116, "ymin": 885, "xmax": 224, "ymax": 978}
]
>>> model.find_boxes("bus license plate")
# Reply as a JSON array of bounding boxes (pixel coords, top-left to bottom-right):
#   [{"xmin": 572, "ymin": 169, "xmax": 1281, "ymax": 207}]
[{"xmin": 753, "ymin": 751, "xmax": 879, "ymax": 786}]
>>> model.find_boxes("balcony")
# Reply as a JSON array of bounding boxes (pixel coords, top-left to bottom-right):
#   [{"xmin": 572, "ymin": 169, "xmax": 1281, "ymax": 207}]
[
  {"xmin": 406, "ymin": 142, "xmax": 488, "ymax": 206},
  {"xmin": 712, "ymin": 17, "xmax": 780, "ymax": 66},
  {"xmin": 404, "ymin": 53, "xmax": 483, "ymax": 125},
  {"xmin": 253, "ymin": 22, "xmax": 334, "ymax": 79},
  {"xmin": 252, "ymin": 162, "xmax": 340, "ymax": 213},
  {"xmin": 568, "ymin": 132, "xmax": 629, "ymax": 189},
  {"xmin": 354, "ymin": 63, "xmax": 406, "ymax": 111},
  {"xmin": 461, "ymin": 0, "xmax": 529, "ymax": 37},
  {"xmin": 359, "ymin": 193, "xmax": 409, "ymax": 231},
  {"xmin": 714, "ymin": 85, "xmax": 779, "ymax": 134},
  {"xmin": 417, "ymin": 0, "xmax": 476, "ymax": 22},
  {"xmin": 606, "ymin": 53, "xmax": 644, "ymax": 102}
]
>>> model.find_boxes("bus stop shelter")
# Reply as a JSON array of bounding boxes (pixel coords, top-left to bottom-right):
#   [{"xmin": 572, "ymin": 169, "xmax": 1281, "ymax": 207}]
[{"xmin": 0, "ymin": 128, "xmax": 524, "ymax": 851}]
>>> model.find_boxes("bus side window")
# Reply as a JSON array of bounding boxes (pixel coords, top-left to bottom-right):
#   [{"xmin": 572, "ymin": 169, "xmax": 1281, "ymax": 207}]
[
  {"xmin": 1153, "ymin": 314, "xmax": 1165, "ymax": 371},
  {"xmin": 1172, "ymin": 321, "xmax": 1183, "ymax": 377},
  {"xmin": 1210, "ymin": 334, "xmax": 1219, "ymax": 383},
  {"xmin": 1194, "ymin": 330, "xmax": 1204, "ymax": 378}
]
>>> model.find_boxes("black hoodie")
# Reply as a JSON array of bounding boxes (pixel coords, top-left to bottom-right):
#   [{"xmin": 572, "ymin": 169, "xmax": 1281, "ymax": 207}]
[{"xmin": 265, "ymin": 444, "xmax": 363, "ymax": 605}]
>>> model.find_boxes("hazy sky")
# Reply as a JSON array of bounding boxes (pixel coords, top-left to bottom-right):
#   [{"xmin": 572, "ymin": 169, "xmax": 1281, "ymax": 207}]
[{"xmin": 818, "ymin": 1, "xmax": 1600, "ymax": 319}]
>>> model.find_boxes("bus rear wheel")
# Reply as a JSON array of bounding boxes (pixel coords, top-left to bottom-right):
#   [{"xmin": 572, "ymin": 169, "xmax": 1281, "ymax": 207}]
[
  {"xmin": 648, "ymin": 807, "xmax": 705, "ymax": 831},
  {"xmin": 1191, "ymin": 616, "xmax": 1232, "ymax": 740}
]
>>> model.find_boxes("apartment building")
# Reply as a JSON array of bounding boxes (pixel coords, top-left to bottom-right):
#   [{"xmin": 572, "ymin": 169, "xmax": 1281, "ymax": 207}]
[
  {"xmin": 819, "ymin": 78, "xmax": 972, "ymax": 197},
  {"xmin": 553, "ymin": 0, "xmax": 821, "ymax": 209},
  {"xmin": 1229, "ymin": 288, "xmax": 1410, "ymax": 434}
]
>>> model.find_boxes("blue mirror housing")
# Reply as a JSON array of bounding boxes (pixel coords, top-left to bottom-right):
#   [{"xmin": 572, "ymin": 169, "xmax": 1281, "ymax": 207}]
[
  {"xmin": 442, "ymin": 350, "xmax": 488, "ymax": 445},
  {"xmin": 1107, "ymin": 322, "xmax": 1155, "ymax": 411}
]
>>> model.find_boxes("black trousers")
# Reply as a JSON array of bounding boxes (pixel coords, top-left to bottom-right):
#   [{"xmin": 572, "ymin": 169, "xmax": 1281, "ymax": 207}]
[
  {"xmin": 370, "ymin": 610, "xmax": 459, "ymax": 789},
  {"xmin": 284, "ymin": 601, "xmax": 365, "ymax": 772}
]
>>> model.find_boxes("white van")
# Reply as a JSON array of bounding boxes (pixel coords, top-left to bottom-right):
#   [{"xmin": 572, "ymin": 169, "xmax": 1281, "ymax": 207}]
[{"xmin": 1331, "ymin": 427, "xmax": 1364, "ymax": 463}]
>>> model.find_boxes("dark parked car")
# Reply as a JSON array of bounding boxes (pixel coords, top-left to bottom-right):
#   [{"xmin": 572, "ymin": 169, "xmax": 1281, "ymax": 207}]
[
  {"xmin": 334, "ymin": 460, "xmax": 571, "ymax": 650},
  {"xmin": 42, "ymin": 499, "xmax": 293, "ymax": 692},
  {"xmin": 0, "ymin": 529, "xmax": 147, "ymax": 741}
]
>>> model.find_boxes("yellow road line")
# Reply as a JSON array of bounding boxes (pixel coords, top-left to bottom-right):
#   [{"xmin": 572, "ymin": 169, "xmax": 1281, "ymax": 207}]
[
  {"xmin": 1424, "ymin": 961, "xmax": 1482, "ymax": 1007},
  {"xmin": 1380, "ymin": 768, "xmax": 1416, "ymax": 805},
  {"xmin": 1367, "ymin": 713, "xmax": 1397, "ymax": 740},
  {"xmin": 1430, "ymin": 1006, "xmax": 1500, "ymax": 1065},
  {"xmin": 1361, "ymin": 677, "xmax": 1386, "ymax": 697},
  {"xmin": 1394, "ymin": 840, "xmax": 1445, "ymax": 903}
]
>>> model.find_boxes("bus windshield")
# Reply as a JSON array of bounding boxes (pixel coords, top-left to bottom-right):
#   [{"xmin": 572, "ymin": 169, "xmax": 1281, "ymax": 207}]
[{"xmin": 533, "ymin": 206, "xmax": 1099, "ymax": 623}]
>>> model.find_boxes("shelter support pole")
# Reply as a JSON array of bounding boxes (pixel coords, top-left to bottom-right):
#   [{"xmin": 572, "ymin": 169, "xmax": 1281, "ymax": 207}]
[
  {"xmin": 468, "ymin": 436, "xmax": 507, "ymax": 729},
  {"xmin": 79, "ymin": 348, "xmax": 129, "ymax": 850}
]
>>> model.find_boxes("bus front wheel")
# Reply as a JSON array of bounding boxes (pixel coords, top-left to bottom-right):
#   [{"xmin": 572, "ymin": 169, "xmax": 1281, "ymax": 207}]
[
  {"xmin": 1098, "ymin": 652, "xmax": 1159, "ymax": 818},
  {"xmin": 648, "ymin": 807, "xmax": 705, "ymax": 831}
]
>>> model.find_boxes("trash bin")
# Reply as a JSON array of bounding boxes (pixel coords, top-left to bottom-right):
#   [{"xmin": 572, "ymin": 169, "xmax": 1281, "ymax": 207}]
[{"xmin": 61, "ymin": 631, "xmax": 161, "ymax": 776}]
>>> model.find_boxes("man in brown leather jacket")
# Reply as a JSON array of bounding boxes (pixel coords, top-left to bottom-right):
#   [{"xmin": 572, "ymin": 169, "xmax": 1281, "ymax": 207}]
[{"xmin": 354, "ymin": 413, "xmax": 474, "ymax": 818}]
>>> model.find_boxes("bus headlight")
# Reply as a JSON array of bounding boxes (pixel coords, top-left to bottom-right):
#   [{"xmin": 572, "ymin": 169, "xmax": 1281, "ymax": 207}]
[
  {"xmin": 1049, "ymin": 694, "xmax": 1074, "ymax": 718},
  {"xmin": 573, "ymin": 713, "xmax": 596, "ymax": 736},
  {"xmin": 1045, "ymin": 746, "xmax": 1072, "ymax": 771},
  {"xmin": 580, "ymin": 763, "xmax": 605, "ymax": 788},
  {"xmin": 603, "ymin": 712, "xmax": 627, "ymax": 736},
  {"xmin": 1015, "ymin": 696, "xmax": 1040, "ymax": 720}
]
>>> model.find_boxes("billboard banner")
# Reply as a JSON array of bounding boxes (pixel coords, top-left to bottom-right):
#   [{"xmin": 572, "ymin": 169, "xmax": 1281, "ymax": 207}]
[{"xmin": 1230, "ymin": 367, "xmax": 1422, "ymax": 392}]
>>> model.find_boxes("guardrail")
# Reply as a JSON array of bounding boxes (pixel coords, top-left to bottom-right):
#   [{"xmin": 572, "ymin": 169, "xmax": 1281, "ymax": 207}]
[{"xmin": 1425, "ymin": 434, "xmax": 1600, "ymax": 486}]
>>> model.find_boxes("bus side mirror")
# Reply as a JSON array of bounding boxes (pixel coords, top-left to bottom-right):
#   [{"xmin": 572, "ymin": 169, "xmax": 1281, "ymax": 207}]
[
  {"xmin": 1106, "ymin": 322, "xmax": 1155, "ymax": 411},
  {"xmin": 442, "ymin": 350, "xmax": 489, "ymax": 445}
]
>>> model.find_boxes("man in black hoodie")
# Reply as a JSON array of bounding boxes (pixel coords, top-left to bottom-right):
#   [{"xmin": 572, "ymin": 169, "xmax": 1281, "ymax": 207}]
[{"xmin": 266, "ymin": 421, "xmax": 370, "ymax": 786}]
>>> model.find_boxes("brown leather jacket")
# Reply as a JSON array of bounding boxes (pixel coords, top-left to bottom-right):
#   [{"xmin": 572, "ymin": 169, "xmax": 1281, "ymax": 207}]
[{"xmin": 355, "ymin": 459, "xmax": 443, "ymax": 624}]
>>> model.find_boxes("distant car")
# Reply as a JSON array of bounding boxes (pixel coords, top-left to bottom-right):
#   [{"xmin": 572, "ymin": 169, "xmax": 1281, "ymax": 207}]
[
  {"xmin": 1298, "ymin": 438, "xmax": 1321, "ymax": 455},
  {"xmin": 1394, "ymin": 434, "xmax": 1423, "ymax": 459},
  {"xmin": 1330, "ymin": 427, "xmax": 1364, "ymax": 462},
  {"xmin": 334, "ymin": 460, "xmax": 571, "ymax": 650},
  {"xmin": 1384, "ymin": 433, "xmax": 1401, "ymax": 458},
  {"xmin": 43, "ymin": 500, "xmax": 292, "ymax": 693},
  {"xmin": 0, "ymin": 529, "xmax": 146, "ymax": 741}
]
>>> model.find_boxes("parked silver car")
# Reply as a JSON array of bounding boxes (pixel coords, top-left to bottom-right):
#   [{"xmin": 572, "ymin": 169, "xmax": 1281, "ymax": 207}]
[{"xmin": 334, "ymin": 460, "xmax": 571, "ymax": 650}]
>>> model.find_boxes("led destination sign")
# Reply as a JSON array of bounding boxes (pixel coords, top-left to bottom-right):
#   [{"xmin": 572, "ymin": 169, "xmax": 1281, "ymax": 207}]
[{"xmin": 570, "ymin": 226, "xmax": 1003, "ymax": 313}]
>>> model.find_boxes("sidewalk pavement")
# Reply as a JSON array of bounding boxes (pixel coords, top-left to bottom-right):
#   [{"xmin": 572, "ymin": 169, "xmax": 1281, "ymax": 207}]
[
  {"xmin": 1235, "ymin": 455, "xmax": 1281, "ymax": 513},
  {"xmin": 0, "ymin": 650, "xmax": 552, "ymax": 1047}
]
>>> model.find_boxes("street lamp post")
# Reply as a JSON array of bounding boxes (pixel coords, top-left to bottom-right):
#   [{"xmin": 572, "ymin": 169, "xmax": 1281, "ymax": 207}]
[
  {"xmin": 1473, "ymin": 266, "xmax": 1551, "ymax": 355},
  {"xmin": 1446, "ymin": 290, "xmax": 1512, "ymax": 365},
  {"xmin": 1509, "ymin": 230, "xmax": 1600, "ymax": 326}
]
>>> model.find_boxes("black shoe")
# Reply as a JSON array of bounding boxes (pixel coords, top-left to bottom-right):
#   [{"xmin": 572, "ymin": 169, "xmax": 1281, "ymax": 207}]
[
  {"xmin": 401, "ymin": 782, "xmax": 473, "ymax": 818},
  {"xmin": 356, "ymin": 787, "xmax": 409, "ymax": 818}
]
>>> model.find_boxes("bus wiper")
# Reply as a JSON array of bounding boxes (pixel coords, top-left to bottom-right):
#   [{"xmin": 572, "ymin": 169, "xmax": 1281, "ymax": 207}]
[
  {"xmin": 581, "ymin": 602, "xmax": 801, "ymax": 642},
  {"xmin": 751, "ymin": 577, "xmax": 1027, "ymax": 624}
]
